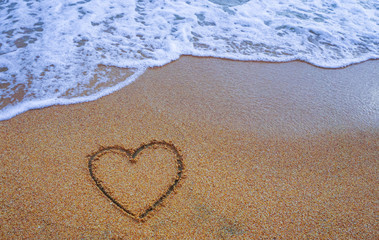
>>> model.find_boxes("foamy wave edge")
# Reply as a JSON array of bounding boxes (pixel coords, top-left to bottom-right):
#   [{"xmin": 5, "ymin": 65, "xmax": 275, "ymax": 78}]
[
  {"xmin": 1, "ymin": 53, "xmax": 378, "ymax": 122},
  {"xmin": 0, "ymin": 67, "xmax": 146, "ymax": 121}
]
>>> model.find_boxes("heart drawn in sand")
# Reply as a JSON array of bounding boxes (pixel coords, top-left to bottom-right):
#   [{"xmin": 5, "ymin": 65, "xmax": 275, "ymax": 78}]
[{"xmin": 88, "ymin": 140, "xmax": 184, "ymax": 221}]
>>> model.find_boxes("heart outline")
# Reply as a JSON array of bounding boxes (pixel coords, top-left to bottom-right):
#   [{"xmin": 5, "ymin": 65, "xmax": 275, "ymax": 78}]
[{"xmin": 88, "ymin": 140, "xmax": 184, "ymax": 221}]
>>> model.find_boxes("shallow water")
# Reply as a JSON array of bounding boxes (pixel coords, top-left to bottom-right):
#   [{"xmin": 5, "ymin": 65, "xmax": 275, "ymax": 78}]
[{"xmin": 0, "ymin": 0, "xmax": 378, "ymax": 120}]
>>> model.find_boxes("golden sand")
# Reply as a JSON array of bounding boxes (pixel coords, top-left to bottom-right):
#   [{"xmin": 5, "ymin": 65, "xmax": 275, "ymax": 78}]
[{"xmin": 0, "ymin": 57, "xmax": 378, "ymax": 239}]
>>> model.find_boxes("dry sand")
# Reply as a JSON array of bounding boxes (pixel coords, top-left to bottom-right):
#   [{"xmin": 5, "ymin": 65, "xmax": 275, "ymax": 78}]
[{"xmin": 0, "ymin": 56, "xmax": 378, "ymax": 239}]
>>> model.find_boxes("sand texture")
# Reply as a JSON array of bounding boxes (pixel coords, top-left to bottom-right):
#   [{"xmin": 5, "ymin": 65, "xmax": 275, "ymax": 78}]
[{"xmin": 0, "ymin": 57, "xmax": 378, "ymax": 239}]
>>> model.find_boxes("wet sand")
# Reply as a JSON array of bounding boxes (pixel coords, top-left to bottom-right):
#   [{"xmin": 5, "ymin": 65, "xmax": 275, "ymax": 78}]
[{"xmin": 0, "ymin": 57, "xmax": 378, "ymax": 239}]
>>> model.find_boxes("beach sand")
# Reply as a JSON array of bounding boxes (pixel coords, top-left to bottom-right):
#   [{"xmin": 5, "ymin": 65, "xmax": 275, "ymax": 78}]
[{"xmin": 0, "ymin": 56, "xmax": 378, "ymax": 239}]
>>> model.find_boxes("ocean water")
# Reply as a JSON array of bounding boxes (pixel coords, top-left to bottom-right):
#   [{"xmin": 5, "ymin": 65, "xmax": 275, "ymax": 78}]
[{"xmin": 0, "ymin": 0, "xmax": 378, "ymax": 121}]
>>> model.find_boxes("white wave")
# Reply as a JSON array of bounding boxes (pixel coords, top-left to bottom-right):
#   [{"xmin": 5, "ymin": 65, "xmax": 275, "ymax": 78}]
[{"xmin": 0, "ymin": 0, "xmax": 378, "ymax": 120}]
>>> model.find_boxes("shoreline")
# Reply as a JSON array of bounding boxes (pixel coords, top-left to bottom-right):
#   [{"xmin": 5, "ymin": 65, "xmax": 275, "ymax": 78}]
[
  {"xmin": 1, "ymin": 57, "xmax": 378, "ymax": 122},
  {"xmin": 1, "ymin": 56, "xmax": 378, "ymax": 238}
]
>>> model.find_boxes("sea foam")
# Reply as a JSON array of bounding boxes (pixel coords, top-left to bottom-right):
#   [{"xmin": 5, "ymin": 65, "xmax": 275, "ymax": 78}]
[{"xmin": 0, "ymin": 0, "xmax": 378, "ymax": 120}]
